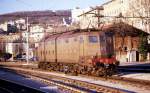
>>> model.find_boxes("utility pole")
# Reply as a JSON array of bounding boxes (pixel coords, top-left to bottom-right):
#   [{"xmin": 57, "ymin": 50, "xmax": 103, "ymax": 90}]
[
  {"xmin": 97, "ymin": 8, "xmax": 101, "ymax": 28},
  {"xmin": 55, "ymin": 37, "xmax": 57, "ymax": 63},
  {"xmin": 26, "ymin": 17, "xmax": 29, "ymax": 64},
  {"xmin": 44, "ymin": 29, "xmax": 46, "ymax": 62}
]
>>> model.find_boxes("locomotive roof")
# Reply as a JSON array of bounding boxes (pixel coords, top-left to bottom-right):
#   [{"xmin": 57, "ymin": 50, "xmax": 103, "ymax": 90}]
[{"xmin": 40, "ymin": 28, "xmax": 101, "ymax": 42}]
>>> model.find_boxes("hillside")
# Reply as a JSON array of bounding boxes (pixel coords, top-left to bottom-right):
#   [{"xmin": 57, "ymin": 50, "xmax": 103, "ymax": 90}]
[{"xmin": 0, "ymin": 10, "xmax": 72, "ymax": 25}]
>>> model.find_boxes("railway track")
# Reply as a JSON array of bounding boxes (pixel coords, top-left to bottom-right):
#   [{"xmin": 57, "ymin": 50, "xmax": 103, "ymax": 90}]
[
  {"xmin": 3, "ymin": 64, "xmax": 150, "ymax": 86},
  {"xmin": 1, "ymin": 64, "xmax": 150, "ymax": 93},
  {"xmin": 79, "ymin": 74, "xmax": 150, "ymax": 91},
  {"xmin": 1, "ymin": 67, "xmax": 128, "ymax": 93}
]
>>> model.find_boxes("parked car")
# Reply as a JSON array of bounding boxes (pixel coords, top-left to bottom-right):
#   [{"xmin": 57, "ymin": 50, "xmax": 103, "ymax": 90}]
[{"xmin": 14, "ymin": 53, "xmax": 26, "ymax": 61}]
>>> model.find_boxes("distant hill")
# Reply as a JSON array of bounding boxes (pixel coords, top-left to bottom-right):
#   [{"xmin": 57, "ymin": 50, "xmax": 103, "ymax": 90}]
[{"xmin": 0, "ymin": 10, "xmax": 72, "ymax": 25}]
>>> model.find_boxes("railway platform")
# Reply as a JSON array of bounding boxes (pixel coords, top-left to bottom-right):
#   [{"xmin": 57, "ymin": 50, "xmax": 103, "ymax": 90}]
[
  {"xmin": 118, "ymin": 61, "xmax": 150, "ymax": 73},
  {"xmin": 0, "ymin": 61, "xmax": 39, "ymax": 68},
  {"xmin": 119, "ymin": 61, "xmax": 150, "ymax": 66}
]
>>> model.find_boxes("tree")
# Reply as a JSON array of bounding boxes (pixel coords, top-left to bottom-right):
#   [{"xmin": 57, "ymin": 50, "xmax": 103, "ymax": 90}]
[
  {"xmin": 3, "ymin": 53, "xmax": 12, "ymax": 61},
  {"xmin": 7, "ymin": 24, "xmax": 18, "ymax": 34},
  {"xmin": 138, "ymin": 33, "xmax": 149, "ymax": 60},
  {"xmin": 0, "ymin": 51, "xmax": 12, "ymax": 61}
]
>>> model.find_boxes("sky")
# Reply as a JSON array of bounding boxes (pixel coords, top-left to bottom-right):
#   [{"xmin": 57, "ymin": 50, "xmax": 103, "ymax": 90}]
[{"xmin": 0, "ymin": 0, "xmax": 108, "ymax": 14}]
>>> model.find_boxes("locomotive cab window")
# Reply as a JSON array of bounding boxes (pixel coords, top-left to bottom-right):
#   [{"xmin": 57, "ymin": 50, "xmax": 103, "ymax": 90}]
[{"xmin": 89, "ymin": 36, "xmax": 98, "ymax": 43}]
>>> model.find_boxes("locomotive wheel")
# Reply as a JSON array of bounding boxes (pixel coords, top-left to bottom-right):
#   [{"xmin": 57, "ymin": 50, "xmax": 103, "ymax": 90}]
[
  {"xmin": 63, "ymin": 64, "xmax": 70, "ymax": 74},
  {"xmin": 95, "ymin": 67, "xmax": 105, "ymax": 77},
  {"xmin": 71, "ymin": 64, "xmax": 78, "ymax": 76},
  {"xmin": 106, "ymin": 68, "xmax": 113, "ymax": 76},
  {"xmin": 87, "ymin": 67, "xmax": 92, "ymax": 76},
  {"xmin": 79, "ymin": 66, "xmax": 87, "ymax": 75},
  {"xmin": 103, "ymin": 67, "xmax": 112, "ymax": 78},
  {"xmin": 72, "ymin": 70, "xmax": 78, "ymax": 76},
  {"xmin": 59, "ymin": 64, "xmax": 64, "ymax": 72},
  {"xmin": 80, "ymin": 68, "xmax": 86, "ymax": 75},
  {"xmin": 91, "ymin": 68, "xmax": 97, "ymax": 76}
]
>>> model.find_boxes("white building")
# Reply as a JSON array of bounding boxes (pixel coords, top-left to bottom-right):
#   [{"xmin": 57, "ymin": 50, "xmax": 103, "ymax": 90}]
[
  {"xmin": 29, "ymin": 24, "xmax": 45, "ymax": 43},
  {"xmin": 0, "ymin": 22, "xmax": 8, "ymax": 31},
  {"xmin": 72, "ymin": 7, "xmax": 97, "ymax": 29},
  {"xmin": 102, "ymin": 0, "xmax": 150, "ymax": 33},
  {"xmin": 0, "ymin": 18, "xmax": 26, "ymax": 32},
  {"xmin": 3, "ymin": 34, "xmax": 20, "ymax": 61},
  {"xmin": 15, "ymin": 18, "xmax": 26, "ymax": 30}
]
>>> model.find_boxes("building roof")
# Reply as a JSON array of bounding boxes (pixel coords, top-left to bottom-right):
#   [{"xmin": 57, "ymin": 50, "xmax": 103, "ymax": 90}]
[{"xmin": 102, "ymin": 22, "xmax": 149, "ymax": 36}]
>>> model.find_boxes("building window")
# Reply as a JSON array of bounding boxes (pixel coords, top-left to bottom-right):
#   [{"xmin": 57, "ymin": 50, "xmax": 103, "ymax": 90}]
[{"xmin": 89, "ymin": 36, "xmax": 98, "ymax": 43}]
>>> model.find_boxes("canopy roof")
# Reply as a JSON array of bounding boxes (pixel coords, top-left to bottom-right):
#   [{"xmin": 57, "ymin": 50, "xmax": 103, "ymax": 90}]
[{"xmin": 101, "ymin": 22, "xmax": 149, "ymax": 37}]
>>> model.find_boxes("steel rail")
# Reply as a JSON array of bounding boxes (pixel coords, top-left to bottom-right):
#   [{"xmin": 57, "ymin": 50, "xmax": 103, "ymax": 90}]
[{"xmin": 0, "ymin": 87, "xmax": 14, "ymax": 93}]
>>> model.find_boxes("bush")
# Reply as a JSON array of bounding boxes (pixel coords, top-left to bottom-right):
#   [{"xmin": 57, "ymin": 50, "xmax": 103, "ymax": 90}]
[
  {"xmin": 138, "ymin": 34, "xmax": 148, "ymax": 61},
  {"xmin": 0, "ymin": 52, "xmax": 12, "ymax": 61},
  {"xmin": 3, "ymin": 53, "xmax": 12, "ymax": 60}
]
